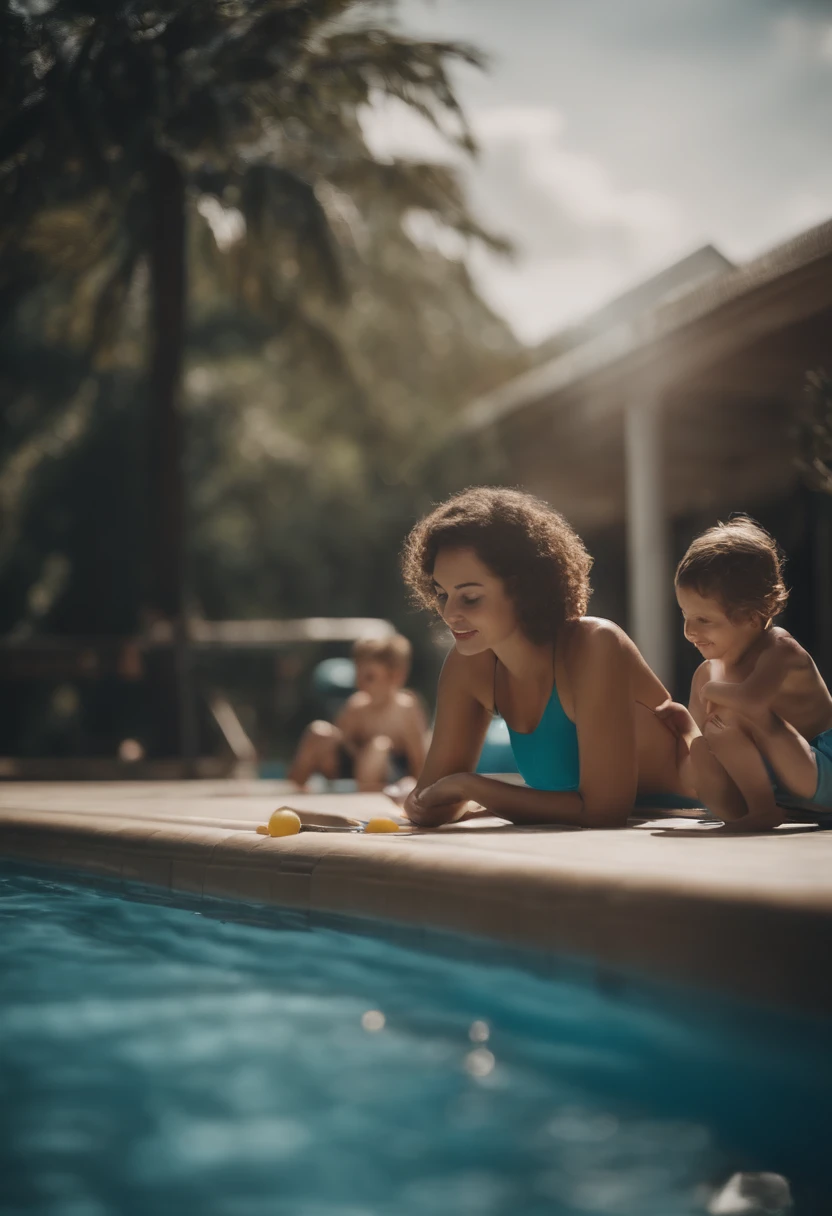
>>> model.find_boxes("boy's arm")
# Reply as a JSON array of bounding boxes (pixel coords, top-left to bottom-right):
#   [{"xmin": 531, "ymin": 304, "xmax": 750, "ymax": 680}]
[
  {"xmin": 654, "ymin": 664, "xmax": 706, "ymax": 753},
  {"xmin": 654, "ymin": 701, "xmax": 698, "ymax": 745},
  {"xmin": 688, "ymin": 663, "xmax": 710, "ymax": 730},
  {"xmin": 702, "ymin": 637, "xmax": 805, "ymax": 712},
  {"xmin": 333, "ymin": 699, "xmax": 359, "ymax": 751}
]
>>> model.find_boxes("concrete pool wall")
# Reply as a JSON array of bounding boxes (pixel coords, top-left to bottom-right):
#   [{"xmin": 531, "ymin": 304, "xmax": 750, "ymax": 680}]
[{"xmin": 1, "ymin": 781, "xmax": 831, "ymax": 1017}]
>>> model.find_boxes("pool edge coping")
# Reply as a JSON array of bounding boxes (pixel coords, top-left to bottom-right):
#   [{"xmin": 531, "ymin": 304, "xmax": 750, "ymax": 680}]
[{"xmin": 2, "ymin": 806, "xmax": 831, "ymax": 1018}]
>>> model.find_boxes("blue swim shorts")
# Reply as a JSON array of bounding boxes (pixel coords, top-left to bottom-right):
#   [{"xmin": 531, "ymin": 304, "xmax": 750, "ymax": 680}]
[{"xmin": 774, "ymin": 728, "xmax": 832, "ymax": 826}]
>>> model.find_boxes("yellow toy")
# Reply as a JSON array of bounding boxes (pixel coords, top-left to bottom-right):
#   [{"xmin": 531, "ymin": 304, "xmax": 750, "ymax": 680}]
[
  {"xmin": 258, "ymin": 808, "xmax": 302, "ymax": 837},
  {"xmin": 254, "ymin": 809, "xmax": 404, "ymax": 836}
]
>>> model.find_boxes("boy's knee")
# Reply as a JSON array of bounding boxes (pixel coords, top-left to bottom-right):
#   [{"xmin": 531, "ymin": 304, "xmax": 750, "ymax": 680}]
[
  {"xmin": 366, "ymin": 734, "xmax": 393, "ymax": 755},
  {"xmin": 702, "ymin": 721, "xmax": 740, "ymax": 758},
  {"xmin": 307, "ymin": 720, "xmax": 339, "ymax": 742},
  {"xmin": 703, "ymin": 708, "xmax": 746, "ymax": 739},
  {"xmin": 740, "ymin": 703, "xmax": 780, "ymax": 735},
  {"xmin": 689, "ymin": 735, "xmax": 728, "ymax": 780},
  {"xmin": 689, "ymin": 736, "xmax": 710, "ymax": 762}
]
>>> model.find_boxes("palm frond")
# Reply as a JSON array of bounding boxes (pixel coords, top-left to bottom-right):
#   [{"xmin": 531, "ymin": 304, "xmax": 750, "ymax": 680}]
[
  {"xmin": 245, "ymin": 163, "xmax": 347, "ymax": 300},
  {"xmin": 305, "ymin": 30, "xmax": 485, "ymax": 154},
  {"xmin": 330, "ymin": 157, "xmax": 512, "ymax": 255}
]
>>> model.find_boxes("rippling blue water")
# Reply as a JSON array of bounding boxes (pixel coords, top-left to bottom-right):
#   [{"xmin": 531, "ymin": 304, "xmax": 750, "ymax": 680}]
[{"xmin": 0, "ymin": 863, "xmax": 829, "ymax": 1216}]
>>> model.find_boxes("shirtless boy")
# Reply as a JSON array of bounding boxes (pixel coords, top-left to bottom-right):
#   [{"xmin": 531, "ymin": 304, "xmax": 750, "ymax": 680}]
[
  {"xmin": 658, "ymin": 517, "xmax": 832, "ymax": 831},
  {"xmin": 289, "ymin": 635, "xmax": 429, "ymax": 792}
]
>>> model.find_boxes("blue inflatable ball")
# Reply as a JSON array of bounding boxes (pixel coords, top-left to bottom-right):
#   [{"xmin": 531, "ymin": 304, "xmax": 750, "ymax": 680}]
[
  {"xmin": 476, "ymin": 716, "xmax": 518, "ymax": 774},
  {"xmin": 311, "ymin": 657, "xmax": 356, "ymax": 698}
]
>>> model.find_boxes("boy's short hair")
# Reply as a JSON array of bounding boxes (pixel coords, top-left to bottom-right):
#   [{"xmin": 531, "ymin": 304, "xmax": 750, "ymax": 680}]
[
  {"xmin": 352, "ymin": 634, "xmax": 412, "ymax": 675},
  {"xmin": 675, "ymin": 516, "xmax": 788, "ymax": 622}
]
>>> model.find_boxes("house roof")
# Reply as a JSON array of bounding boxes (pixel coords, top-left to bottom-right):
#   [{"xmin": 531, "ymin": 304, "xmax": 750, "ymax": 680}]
[
  {"xmin": 533, "ymin": 243, "xmax": 734, "ymax": 364},
  {"xmin": 463, "ymin": 218, "xmax": 832, "ymax": 433}
]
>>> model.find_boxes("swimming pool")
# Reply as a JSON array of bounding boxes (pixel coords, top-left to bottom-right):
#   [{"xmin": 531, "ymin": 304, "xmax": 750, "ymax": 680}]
[{"xmin": 1, "ymin": 862, "xmax": 828, "ymax": 1216}]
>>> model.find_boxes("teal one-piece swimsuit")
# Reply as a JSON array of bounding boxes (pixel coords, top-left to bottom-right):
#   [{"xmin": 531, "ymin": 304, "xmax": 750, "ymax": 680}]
[
  {"xmin": 494, "ymin": 658, "xmax": 703, "ymax": 811},
  {"xmin": 495, "ymin": 658, "xmax": 832, "ymax": 822},
  {"xmin": 498, "ymin": 671, "xmax": 581, "ymax": 792}
]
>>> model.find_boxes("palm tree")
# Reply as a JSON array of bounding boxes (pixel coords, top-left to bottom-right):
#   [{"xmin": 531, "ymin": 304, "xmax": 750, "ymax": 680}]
[{"xmin": 0, "ymin": 0, "xmax": 499, "ymax": 757}]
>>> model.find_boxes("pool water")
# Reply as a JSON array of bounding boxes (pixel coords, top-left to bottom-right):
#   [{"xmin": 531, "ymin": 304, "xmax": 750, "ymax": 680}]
[{"xmin": 0, "ymin": 864, "xmax": 829, "ymax": 1216}]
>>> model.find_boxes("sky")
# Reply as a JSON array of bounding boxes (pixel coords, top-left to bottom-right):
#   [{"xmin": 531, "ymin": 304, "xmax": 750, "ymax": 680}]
[{"xmin": 362, "ymin": 0, "xmax": 832, "ymax": 344}]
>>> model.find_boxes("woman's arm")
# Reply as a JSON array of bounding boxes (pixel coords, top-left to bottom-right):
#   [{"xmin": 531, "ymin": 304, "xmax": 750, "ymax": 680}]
[
  {"xmin": 653, "ymin": 663, "xmax": 706, "ymax": 768},
  {"xmin": 410, "ymin": 771, "xmax": 583, "ymax": 824},
  {"xmin": 569, "ymin": 622, "xmax": 638, "ymax": 827},
  {"xmin": 401, "ymin": 699, "xmax": 430, "ymax": 778},
  {"xmin": 688, "ymin": 663, "xmax": 709, "ymax": 730},
  {"xmin": 413, "ymin": 624, "xmax": 640, "ymax": 830},
  {"xmin": 403, "ymin": 649, "xmax": 492, "ymax": 826}
]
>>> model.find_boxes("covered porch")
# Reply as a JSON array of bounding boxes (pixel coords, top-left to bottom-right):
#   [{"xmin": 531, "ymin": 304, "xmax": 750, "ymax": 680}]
[{"xmin": 463, "ymin": 220, "xmax": 832, "ymax": 689}]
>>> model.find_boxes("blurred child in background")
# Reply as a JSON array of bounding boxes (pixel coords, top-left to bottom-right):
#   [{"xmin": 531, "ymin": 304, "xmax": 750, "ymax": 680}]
[{"xmin": 289, "ymin": 635, "xmax": 429, "ymax": 792}]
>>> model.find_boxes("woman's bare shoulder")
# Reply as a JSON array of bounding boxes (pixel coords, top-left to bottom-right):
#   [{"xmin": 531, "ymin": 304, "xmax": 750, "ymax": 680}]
[
  {"xmin": 440, "ymin": 646, "xmax": 495, "ymax": 709},
  {"xmin": 565, "ymin": 616, "xmax": 629, "ymax": 653},
  {"xmin": 560, "ymin": 619, "xmax": 629, "ymax": 702},
  {"xmin": 564, "ymin": 617, "xmax": 661, "ymax": 694}
]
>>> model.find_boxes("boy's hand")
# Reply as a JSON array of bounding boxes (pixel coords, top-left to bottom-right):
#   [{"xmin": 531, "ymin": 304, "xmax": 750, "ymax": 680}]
[
  {"xmin": 655, "ymin": 699, "xmax": 697, "ymax": 741},
  {"xmin": 701, "ymin": 680, "xmax": 738, "ymax": 709}
]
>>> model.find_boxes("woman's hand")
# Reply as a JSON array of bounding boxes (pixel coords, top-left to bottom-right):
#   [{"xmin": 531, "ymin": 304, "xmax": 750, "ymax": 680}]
[
  {"xmin": 383, "ymin": 775, "xmax": 417, "ymax": 806},
  {"xmin": 404, "ymin": 773, "xmax": 477, "ymax": 827}
]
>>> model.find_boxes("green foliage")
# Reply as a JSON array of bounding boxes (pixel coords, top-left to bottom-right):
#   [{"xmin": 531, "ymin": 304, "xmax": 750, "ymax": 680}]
[
  {"xmin": 186, "ymin": 244, "xmax": 518, "ymax": 626},
  {"xmin": 1, "ymin": 0, "xmax": 489, "ymax": 348},
  {"xmin": 0, "ymin": 0, "xmax": 524, "ymax": 754}
]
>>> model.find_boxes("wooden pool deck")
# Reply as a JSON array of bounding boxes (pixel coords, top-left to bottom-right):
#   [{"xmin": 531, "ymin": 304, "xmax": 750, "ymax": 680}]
[{"xmin": 2, "ymin": 780, "xmax": 831, "ymax": 1016}]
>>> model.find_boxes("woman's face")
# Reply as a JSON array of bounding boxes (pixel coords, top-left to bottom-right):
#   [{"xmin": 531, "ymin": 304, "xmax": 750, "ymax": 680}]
[{"xmin": 431, "ymin": 547, "xmax": 519, "ymax": 654}]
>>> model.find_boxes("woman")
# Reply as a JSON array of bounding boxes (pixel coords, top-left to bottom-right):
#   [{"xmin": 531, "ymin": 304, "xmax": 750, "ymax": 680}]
[{"xmin": 400, "ymin": 487, "xmax": 697, "ymax": 828}]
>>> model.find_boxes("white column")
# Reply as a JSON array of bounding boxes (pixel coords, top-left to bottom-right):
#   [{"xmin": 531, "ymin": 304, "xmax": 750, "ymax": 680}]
[{"xmin": 624, "ymin": 393, "xmax": 672, "ymax": 686}]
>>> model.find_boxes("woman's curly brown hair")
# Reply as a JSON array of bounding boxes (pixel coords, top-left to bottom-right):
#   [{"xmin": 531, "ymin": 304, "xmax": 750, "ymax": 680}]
[
  {"xmin": 401, "ymin": 487, "xmax": 592, "ymax": 644},
  {"xmin": 675, "ymin": 515, "xmax": 788, "ymax": 622}
]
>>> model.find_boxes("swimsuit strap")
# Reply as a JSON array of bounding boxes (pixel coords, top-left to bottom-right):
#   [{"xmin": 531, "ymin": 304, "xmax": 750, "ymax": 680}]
[{"xmin": 493, "ymin": 649, "xmax": 556, "ymax": 726}]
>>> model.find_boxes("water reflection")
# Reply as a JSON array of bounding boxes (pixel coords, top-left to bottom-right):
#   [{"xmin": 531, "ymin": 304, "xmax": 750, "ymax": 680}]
[{"xmin": 0, "ymin": 865, "xmax": 826, "ymax": 1216}]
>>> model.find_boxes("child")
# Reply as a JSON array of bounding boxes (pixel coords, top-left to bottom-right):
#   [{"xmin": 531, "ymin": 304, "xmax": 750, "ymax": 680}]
[
  {"xmin": 289, "ymin": 635, "xmax": 429, "ymax": 793},
  {"xmin": 657, "ymin": 517, "xmax": 832, "ymax": 831}
]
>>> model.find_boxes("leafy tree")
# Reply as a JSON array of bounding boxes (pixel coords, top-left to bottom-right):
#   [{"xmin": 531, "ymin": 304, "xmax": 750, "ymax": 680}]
[{"xmin": 1, "ymin": 0, "xmax": 512, "ymax": 753}]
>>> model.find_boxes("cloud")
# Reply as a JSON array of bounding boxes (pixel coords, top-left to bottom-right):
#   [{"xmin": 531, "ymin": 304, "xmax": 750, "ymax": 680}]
[
  {"xmin": 362, "ymin": 99, "xmax": 689, "ymax": 343},
  {"xmin": 365, "ymin": 0, "xmax": 832, "ymax": 342},
  {"xmin": 780, "ymin": 191, "xmax": 832, "ymax": 233},
  {"xmin": 774, "ymin": 12, "xmax": 832, "ymax": 63},
  {"xmin": 471, "ymin": 106, "xmax": 685, "ymax": 261}
]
